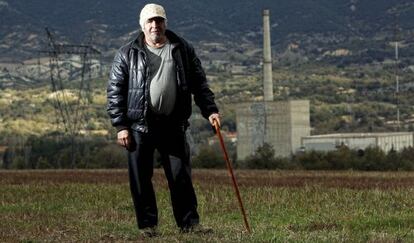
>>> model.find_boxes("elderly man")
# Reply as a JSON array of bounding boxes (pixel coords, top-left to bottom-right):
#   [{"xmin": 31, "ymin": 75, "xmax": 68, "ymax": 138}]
[{"xmin": 107, "ymin": 3, "xmax": 220, "ymax": 237}]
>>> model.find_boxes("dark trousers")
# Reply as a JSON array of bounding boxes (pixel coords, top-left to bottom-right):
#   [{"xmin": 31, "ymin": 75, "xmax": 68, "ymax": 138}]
[{"xmin": 127, "ymin": 123, "xmax": 199, "ymax": 229}]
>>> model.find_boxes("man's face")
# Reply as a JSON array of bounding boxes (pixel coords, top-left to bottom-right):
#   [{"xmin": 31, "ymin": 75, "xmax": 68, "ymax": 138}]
[{"xmin": 143, "ymin": 17, "xmax": 166, "ymax": 44}]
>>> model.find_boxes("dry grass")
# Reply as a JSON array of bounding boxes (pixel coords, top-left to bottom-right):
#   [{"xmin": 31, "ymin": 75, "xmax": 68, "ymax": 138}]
[{"xmin": 1, "ymin": 169, "xmax": 413, "ymax": 242}]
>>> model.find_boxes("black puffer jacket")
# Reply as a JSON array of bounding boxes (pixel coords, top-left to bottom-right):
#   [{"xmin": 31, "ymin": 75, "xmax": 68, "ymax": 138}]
[{"xmin": 107, "ymin": 30, "xmax": 218, "ymax": 133}]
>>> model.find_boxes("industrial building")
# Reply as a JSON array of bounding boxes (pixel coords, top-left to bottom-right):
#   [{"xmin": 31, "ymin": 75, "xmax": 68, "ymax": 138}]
[
  {"xmin": 236, "ymin": 100, "xmax": 310, "ymax": 159},
  {"xmin": 235, "ymin": 10, "xmax": 311, "ymax": 160},
  {"xmin": 301, "ymin": 132, "xmax": 414, "ymax": 152}
]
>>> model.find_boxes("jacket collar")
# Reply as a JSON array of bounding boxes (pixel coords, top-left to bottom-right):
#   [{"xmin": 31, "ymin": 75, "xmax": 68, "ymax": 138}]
[{"xmin": 131, "ymin": 29, "xmax": 181, "ymax": 50}]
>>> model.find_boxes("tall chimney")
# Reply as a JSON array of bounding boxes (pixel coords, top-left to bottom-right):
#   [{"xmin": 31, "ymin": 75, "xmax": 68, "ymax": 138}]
[{"xmin": 263, "ymin": 9, "xmax": 274, "ymax": 101}]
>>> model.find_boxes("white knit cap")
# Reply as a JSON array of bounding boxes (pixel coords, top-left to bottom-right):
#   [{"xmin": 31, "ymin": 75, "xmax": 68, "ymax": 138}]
[{"xmin": 139, "ymin": 3, "xmax": 167, "ymax": 29}]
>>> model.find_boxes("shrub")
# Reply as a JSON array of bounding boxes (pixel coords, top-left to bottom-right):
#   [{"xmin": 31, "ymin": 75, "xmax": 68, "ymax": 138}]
[
  {"xmin": 294, "ymin": 150, "xmax": 330, "ymax": 170},
  {"xmin": 87, "ymin": 144, "xmax": 127, "ymax": 168},
  {"xmin": 192, "ymin": 144, "xmax": 225, "ymax": 169},
  {"xmin": 243, "ymin": 143, "xmax": 288, "ymax": 169},
  {"xmin": 360, "ymin": 147, "xmax": 387, "ymax": 171},
  {"xmin": 325, "ymin": 146, "xmax": 358, "ymax": 170}
]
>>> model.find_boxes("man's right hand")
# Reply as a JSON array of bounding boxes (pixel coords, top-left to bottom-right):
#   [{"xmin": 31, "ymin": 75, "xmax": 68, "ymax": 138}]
[{"xmin": 117, "ymin": 129, "xmax": 131, "ymax": 150}]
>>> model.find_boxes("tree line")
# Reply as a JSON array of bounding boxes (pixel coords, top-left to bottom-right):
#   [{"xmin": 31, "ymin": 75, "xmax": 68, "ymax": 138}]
[{"xmin": 2, "ymin": 135, "xmax": 414, "ymax": 171}]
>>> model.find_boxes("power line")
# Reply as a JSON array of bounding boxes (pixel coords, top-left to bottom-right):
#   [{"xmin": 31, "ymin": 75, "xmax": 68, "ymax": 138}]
[{"xmin": 43, "ymin": 27, "xmax": 101, "ymax": 168}]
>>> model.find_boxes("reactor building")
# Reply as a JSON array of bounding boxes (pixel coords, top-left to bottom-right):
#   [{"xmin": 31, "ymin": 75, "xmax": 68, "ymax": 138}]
[{"xmin": 236, "ymin": 9, "xmax": 311, "ymax": 160}]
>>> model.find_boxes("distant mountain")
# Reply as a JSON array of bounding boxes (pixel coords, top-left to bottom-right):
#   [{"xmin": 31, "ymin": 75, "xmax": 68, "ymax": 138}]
[{"xmin": 1, "ymin": 0, "xmax": 414, "ymax": 62}]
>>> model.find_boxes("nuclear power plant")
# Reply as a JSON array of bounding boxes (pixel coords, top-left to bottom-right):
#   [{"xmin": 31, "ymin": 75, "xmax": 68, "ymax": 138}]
[{"xmin": 236, "ymin": 9, "xmax": 311, "ymax": 160}]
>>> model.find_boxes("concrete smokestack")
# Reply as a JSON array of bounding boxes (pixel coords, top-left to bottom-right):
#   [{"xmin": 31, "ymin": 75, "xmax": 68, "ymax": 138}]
[{"xmin": 263, "ymin": 9, "xmax": 274, "ymax": 101}]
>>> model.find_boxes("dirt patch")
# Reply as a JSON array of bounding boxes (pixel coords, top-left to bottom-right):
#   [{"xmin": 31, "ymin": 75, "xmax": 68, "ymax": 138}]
[
  {"xmin": 193, "ymin": 170, "xmax": 414, "ymax": 190},
  {"xmin": 0, "ymin": 170, "xmax": 128, "ymax": 185},
  {"xmin": 1, "ymin": 169, "xmax": 413, "ymax": 190}
]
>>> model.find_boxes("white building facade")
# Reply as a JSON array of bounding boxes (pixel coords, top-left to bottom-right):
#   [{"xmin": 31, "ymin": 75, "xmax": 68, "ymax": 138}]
[{"xmin": 301, "ymin": 132, "xmax": 413, "ymax": 152}]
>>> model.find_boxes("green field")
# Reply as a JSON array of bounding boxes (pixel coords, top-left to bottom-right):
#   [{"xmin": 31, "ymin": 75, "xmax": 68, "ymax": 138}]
[{"xmin": 1, "ymin": 170, "xmax": 413, "ymax": 242}]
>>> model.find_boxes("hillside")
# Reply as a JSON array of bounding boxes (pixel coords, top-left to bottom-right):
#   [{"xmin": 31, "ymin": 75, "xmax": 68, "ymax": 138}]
[
  {"xmin": 1, "ymin": 0, "xmax": 414, "ymax": 62},
  {"xmin": 1, "ymin": 0, "xmax": 414, "ymax": 157}
]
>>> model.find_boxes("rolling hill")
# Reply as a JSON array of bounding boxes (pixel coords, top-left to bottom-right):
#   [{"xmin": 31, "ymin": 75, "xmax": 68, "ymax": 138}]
[{"xmin": 1, "ymin": 0, "xmax": 414, "ymax": 62}]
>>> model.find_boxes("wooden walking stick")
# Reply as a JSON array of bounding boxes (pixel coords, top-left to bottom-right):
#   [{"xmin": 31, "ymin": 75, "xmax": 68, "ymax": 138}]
[{"xmin": 213, "ymin": 120, "xmax": 251, "ymax": 233}]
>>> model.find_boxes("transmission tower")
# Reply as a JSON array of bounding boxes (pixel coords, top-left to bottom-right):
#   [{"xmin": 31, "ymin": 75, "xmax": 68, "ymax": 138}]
[{"xmin": 43, "ymin": 27, "xmax": 101, "ymax": 168}]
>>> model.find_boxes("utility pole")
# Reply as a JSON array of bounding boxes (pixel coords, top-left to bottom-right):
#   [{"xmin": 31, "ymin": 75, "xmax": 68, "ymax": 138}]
[{"xmin": 393, "ymin": 14, "xmax": 401, "ymax": 130}]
